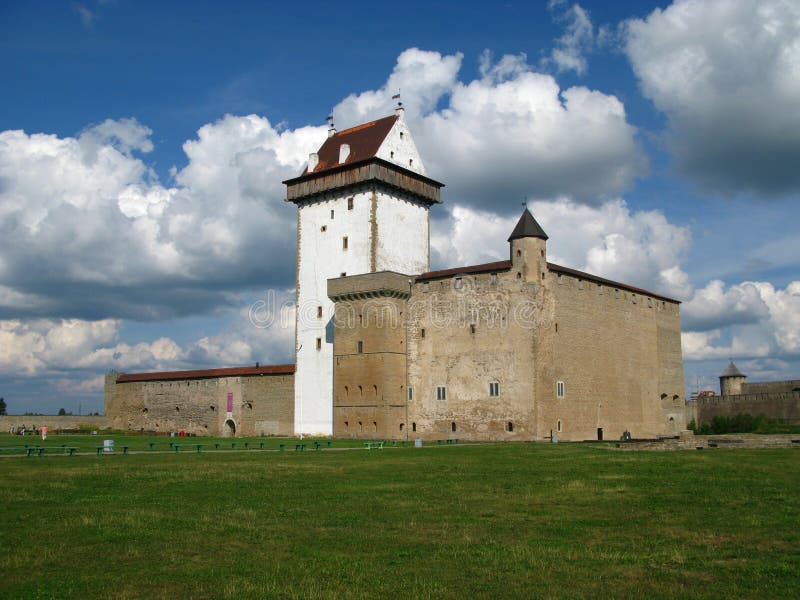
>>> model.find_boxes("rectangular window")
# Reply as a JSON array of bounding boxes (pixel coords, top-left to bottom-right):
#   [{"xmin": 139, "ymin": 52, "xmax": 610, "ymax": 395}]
[
  {"xmin": 436, "ymin": 386, "xmax": 447, "ymax": 401},
  {"xmin": 357, "ymin": 341, "xmax": 363, "ymax": 353},
  {"xmin": 557, "ymin": 381, "xmax": 565, "ymax": 399},
  {"xmin": 420, "ymin": 328, "xmax": 426, "ymax": 338},
  {"xmin": 316, "ymin": 337, "xmax": 322, "ymax": 350},
  {"xmin": 347, "ymin": 197, "xmax": 354, "ymax": 210},
  {"xmin": 423, "ymin": 282, "xmax": 430, "ymax": 292},
  {"xmin": 342, "ymin": 236, "xmax": 348, "ymax": 250},
  {"xmin": 317, "ymin": 306, "xmax": 323, "ymax": 319},
  {"xmin": 408, "ymin": 387, "xmax": 413, "ymax": 401},
  {"xmin": 330, "ymin": 209, "xmax": 334, "ymax": 219},
  {"xmin": 489, "ymin": 382, "xmax": 500, "ymax": 397}
]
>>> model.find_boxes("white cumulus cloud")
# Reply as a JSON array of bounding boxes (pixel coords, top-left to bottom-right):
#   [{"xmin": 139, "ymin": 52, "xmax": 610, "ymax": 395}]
[
  {"xmin": 333, "ymin": 48, "xmax": 645, "ymax": 206},
  {"xmin": 624, "ymin": 0, "xmax": 800, "ymax": 195}
]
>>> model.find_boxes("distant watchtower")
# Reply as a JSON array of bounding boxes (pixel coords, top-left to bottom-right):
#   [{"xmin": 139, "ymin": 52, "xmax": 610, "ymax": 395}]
[
  {"xmin": 283, "ymin": 107, "xmax": 444, "ymax": 435},
  {"xmin": 719, "ymin": 360, "xmax": 746, "ymax": 396}
]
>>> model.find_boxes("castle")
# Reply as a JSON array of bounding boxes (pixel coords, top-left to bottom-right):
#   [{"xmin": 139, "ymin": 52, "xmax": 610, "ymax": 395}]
[
  {"xmin": 686, "ymin": 361, "xmax": 800, "ymax": 426},
  {"xmin": 105, "ymin": 108, "xmax": 687, "ymax": 441}
]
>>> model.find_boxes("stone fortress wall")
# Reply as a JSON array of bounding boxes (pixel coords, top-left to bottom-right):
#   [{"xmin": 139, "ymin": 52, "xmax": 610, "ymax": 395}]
[
  {"xmin": 0, "ymin": 415, "xmax": 108, "ymax": 432},
  {"xmin": 104, "ymin": 367, "xmax": 294, "ymax": 437},
  {"xmin": 689, "ymin": 366, "xmax": 800, "ymax": 426}
]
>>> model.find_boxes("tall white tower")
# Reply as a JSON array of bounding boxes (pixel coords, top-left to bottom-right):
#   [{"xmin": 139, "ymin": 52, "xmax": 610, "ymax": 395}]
[{"xmin": 284, "ymin": 108, "xmax": 443, "ymax": 435}]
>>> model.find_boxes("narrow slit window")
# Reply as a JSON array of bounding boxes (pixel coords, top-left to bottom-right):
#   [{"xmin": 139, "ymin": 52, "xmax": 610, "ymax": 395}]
[
  {"xmin": 436, "ymin": 386, "xmax": 447, "ymax": 401},
  {"xmin": 347, "ymin": 197, "xmax": 353, "ymax": 210},
  {"xmin": 557, "ymin": 381, "xmax": 565, "ymax": 399},
  {"xmin": 489, "ymin": 382, "xmax": 500, "ymax": 397},
  {"xmin": 317, "ymin": 306, "xmax": 323, "ymax": 319},
  {"xmin": 316, "ymin": 337, "xmax": 322, "ymax": 350},
  {"xmin": 342, "ymin": 236, "xmax": 348, "ymax": 250},
  {"xmin": 357, "ymin": 341, "xmax": 363, "ymax": 353}
]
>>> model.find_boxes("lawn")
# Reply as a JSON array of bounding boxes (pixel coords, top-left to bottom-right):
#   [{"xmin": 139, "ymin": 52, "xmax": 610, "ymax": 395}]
[{"xmin": 1, "ymin": 440, "xmax": 798, "ymax": 599}]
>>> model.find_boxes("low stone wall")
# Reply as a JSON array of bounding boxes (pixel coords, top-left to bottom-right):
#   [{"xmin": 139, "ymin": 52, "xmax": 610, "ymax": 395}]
[
  {"xmin": 0, "ymin": 415, "xmax": 108, "ymax": 432},
  {"xmin": 611, "ymin": 432, "xmax": 800, "ymax": 451}
]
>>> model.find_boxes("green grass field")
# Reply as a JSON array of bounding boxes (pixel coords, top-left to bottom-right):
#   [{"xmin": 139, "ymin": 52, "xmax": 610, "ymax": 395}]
[{"xmin": 1, "ymin": 437, "xmax": 798, "ymax": 599}]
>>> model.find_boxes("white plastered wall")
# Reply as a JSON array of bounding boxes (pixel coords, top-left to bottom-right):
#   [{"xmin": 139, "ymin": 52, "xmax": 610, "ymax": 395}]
[
  {"xmin": 375, "ymin": 192, "xmax": 430, "ymax": 274},
  {"xmin": 295, "ymin": 191, "xmax": 372, "ymax": 435},
  {"xmin": 375, "ymin": 112, "xmax": 427, "ymax": 176}
]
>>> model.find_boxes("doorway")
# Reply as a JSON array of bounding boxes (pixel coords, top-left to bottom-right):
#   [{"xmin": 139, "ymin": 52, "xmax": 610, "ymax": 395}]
[
  {"xmin": 224, "ymin": 419, "xmax": 236, "ymax": 437},
  {"xmin": 597, "ymin": 427, "xmax": 603, "ymax": 441}
]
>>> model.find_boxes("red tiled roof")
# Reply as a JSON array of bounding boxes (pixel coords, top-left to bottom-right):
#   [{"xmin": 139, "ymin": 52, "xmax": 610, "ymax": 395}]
[
  {"xmin": 415, "ymin": 258, "xmax": 679, "ymax": 303},
  {"xmin": 305, "ymin": 115, "xmax": 398, "ymax": 175},
  {"xmin": 416, "ymin": 260, "xmax": 513, "ymax": 281},
  {"xmin": 116, "ymin": 364, "xmax": 295, "ymax": 383}
]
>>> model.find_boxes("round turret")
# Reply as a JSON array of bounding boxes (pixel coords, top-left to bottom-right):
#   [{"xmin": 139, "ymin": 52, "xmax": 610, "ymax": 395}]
[{"xmin": 719, "ymin": 360, "xmax": 746, "ymax": 396}]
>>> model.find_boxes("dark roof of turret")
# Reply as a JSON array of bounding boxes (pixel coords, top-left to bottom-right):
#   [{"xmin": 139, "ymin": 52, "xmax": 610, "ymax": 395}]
[
  {"xmin": 508, "ymin": 208, "xmax": 548, "ymax": 241},
  {"xmin": 720, "ymin": 361, "xmax": 745, "ymax": 378}
]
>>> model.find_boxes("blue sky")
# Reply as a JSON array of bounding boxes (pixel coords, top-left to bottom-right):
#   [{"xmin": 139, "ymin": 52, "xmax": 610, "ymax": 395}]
[{"xmin": 1, "ymin": 0, "xmax": 798, "ymax": 414}]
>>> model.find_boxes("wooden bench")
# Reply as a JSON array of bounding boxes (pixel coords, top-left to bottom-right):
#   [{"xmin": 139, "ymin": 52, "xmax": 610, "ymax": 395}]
[
  {"xmin": 0, "ymin": 446, "xmax": 29, "ymax": 455},
  {"xmin": 364, "ymin": 441, "xmax": 384, "ymax": 450},
  {"xmin": 95, "ymin": 446, "xmax": 129, "ymax": 456},
  {"xmin": 173, "ymin": 444, "xmax": 205, "ymax": 454}
]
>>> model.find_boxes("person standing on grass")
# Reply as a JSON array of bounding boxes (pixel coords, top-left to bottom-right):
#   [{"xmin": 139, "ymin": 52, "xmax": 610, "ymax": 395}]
[{"xmin": 41, "ymin": 426, "xmax": 47, "ymax": 441}]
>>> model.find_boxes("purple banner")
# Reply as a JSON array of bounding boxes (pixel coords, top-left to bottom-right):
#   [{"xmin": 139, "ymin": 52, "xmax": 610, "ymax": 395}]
[{"xmin": 227, "ymin": 392, "xmax": 233, "ymax": 413}]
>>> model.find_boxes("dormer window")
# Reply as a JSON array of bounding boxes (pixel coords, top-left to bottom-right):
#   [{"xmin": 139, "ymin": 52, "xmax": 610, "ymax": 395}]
[{"xmin": 339, "ymin": 143, "xmax": 350, "ymax": 164}]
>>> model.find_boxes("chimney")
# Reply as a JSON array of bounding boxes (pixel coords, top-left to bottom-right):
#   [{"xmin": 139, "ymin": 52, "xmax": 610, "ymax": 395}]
[
  {"xmin": 339, "ymin": 143, "xmax": 350, "ymax": 164},
  {"xmin": 307, "ymin": 152, "xmax": 319, "ymax": 172}
]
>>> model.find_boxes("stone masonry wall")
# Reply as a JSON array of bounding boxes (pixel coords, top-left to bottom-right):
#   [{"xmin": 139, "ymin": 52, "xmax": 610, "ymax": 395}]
[
  {"xmin": 406, "ymin": 267, "xmax": 538, "ymax": 442},
  {"xmin": 0, "ymin": 415, "xmax": 108, "ymax": 432},
  {"xmin": 104, "ymin": 372, "xmax": 294, "ymax": 437},
  {"xmin": 695, "ymin": 391, "xmax": 800, "ymax": 425},
  {"xmin": 548, "ymin": 270, "xmax": 685, "ymax": 441}
]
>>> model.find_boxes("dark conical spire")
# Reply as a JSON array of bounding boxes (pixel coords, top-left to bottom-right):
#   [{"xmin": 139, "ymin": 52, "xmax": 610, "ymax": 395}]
[
  {"xmin": 508, "ymin": 208, "xmax": 548, "ymax": 242},
  {"xmin": 720, "ymin": 360, "xmax": 745, "ymax": 378}
]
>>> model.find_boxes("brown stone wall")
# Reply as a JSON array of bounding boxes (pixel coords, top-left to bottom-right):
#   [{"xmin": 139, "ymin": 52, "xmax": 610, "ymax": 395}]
[
  {"xmin": 332, "ymin": 294, "xmax": 408, "ymax": 440},
  {"xmin": 741, "ymin": 380, "xmax": 800, "ymax": 395},
  {"xmin": 547, "ymin": 271, "xmax": 685, "ymax": 441},
  {"xmin": 241, "ymin": 374, "xmax": 295, "ymax": 436},
  {"xmin": 406, "ymin": 267, "xmax": 539, "ymax": 442},
  {"xmin": 104, "ymin": 372, "xmax": 294, "ymax": 437},
  {"xmin": 0, "ymin": 415, "xmax": 108, "ymax": 431},
  {"xmin": 695, "ymin": 392, "xmax": 800, "ymax": 425}
]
